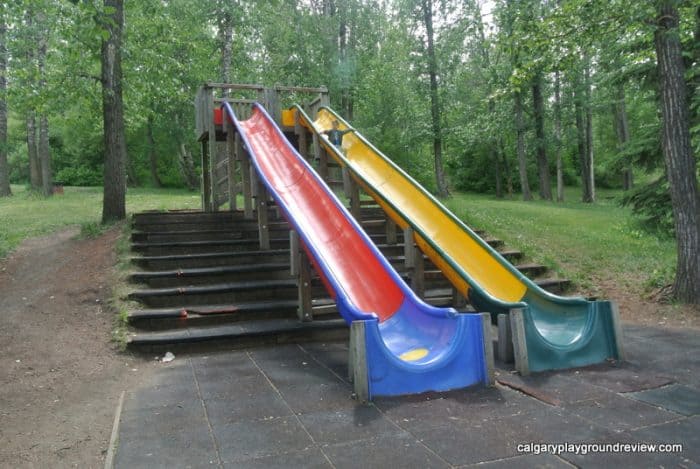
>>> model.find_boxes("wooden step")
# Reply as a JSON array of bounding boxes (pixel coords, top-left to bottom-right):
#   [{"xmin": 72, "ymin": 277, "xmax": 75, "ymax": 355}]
[
  {"xmin": 128, "ymin": 279, "xmax": 299, "ymax": 308},
  {"xmin": 127, "ymin": 299, "xmax": 300, "ymax": 329},
  {"xmin": 130, "ymin": 263, "xmax": 292, "ymax": 287},
  {"xmin": 534, "ymin": 278, "xmax": 571, "ymax": 294},
  {"xmin": 131, "ymin": 238, "xmax": 289, "ymax": 255},
  {"xmin": 127, "ymin": 318, "xmax": 348, "ymax": 352},
  {"xmin": 131, "ymin": 249, "xmax": 291, "ymax": 270}
]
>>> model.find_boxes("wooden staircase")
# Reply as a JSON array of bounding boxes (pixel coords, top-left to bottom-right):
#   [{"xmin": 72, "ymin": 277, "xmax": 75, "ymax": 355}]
[{"xmin": 125, "ymin": 207, "xmax": 570, "ymax": 351}]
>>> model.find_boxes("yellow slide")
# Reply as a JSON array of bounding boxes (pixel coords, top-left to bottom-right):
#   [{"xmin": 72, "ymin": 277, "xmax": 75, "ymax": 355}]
[{"xmin": 297, "ymin": 107, "xmax": 526, "ymax": 305}]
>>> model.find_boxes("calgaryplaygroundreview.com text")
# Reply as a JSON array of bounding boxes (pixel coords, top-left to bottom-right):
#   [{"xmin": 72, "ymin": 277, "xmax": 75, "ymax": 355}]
[{"xmin": 517, "ymin": 442, "xmax": 684, "ymax": 456}]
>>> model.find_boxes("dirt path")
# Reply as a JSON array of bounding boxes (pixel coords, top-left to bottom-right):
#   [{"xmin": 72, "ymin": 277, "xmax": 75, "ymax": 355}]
[{"xmin": 0, "ymin": 226, "xmax": 153, "ymax": 469}]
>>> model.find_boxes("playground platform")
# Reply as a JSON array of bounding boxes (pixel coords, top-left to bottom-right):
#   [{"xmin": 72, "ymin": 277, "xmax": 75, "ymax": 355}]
[{"xmin": 111, "ymin": 322, "xmax": 699, "ymax": 468}]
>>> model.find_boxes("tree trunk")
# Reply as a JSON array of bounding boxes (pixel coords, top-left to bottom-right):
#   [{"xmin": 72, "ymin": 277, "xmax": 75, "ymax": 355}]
[
  {"xmin": 532, "ymin": 75, "xmax": 552, "ymax": 200},
  {"xmin": 147, "ymin": 115, "xmax": 162, "ymax": 187},
  {"xmin": 584, "ymin": 58, "xmax": 595, "ymax": 202},
  {"xmin": 514, "ymin": 92, "xmax": 532, "ymax": 201},
  {"xmin": 687, "ymin": 5, "xmax": 699, "ymax": 126},
  {"xmin": 219, "ymin": 4, "xmax": 233, "ymax": 88},
  {"xmin": 37, "ymin": 11, "xmax": 52, "ymax": 198},
  {"xmin": 574, "ymin": 70, "xmax": 593, "ymax": 203},
  {"xmin": 554, "ymin": 71, "xmax": 564, "ymax": 202},
  {"xmin": 26, "ymin": 114, "xmax": 41, "ymax": 190},
  {"xmin": 0, "ymin": 11, "xmax": 9, "ymax": 197},
  {"xmin": 500, "ymin": 139, "xmax": 514, "ymax": 198},
  {"xmin": 101, "ymin": 0, "xmax": 127, "ymax": 223},
  {"xmin": 174, "ymin": 113, "xmax": 198, "ymax": 190},
  {"xmin": 613, "ymin": 84, "xmax": 633, "ymax": 190},
  {"xmin": 38, "ymin": 115, "xmax": 51, "ymax": 197},
  {"xmin": 655, "ymin": 1, "xmax": 700, "ymax": 304},
  {"xmin": 24, "ymin": 9, "xmax": 40, "ymax": 191},
  {"xmin": 421, "ymin": 0, "xmax": 448, "ymax": 197},
  {"xmin": 178, "ymin": 143, "xmax": 198, "ymax": 191}
]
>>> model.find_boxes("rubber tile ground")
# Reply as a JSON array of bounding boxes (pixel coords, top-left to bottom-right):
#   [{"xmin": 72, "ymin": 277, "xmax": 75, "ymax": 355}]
[{"xmin": 113, "ymin": 323, "xmax": 699, "ymax": 468}]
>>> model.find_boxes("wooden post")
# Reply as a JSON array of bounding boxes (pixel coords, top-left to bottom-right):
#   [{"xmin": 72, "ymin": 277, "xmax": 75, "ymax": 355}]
[
  {"xmin": 226, "ymin": 120, "xmax": 237, "ymax": 211},
  {"xmin": 312, "ymin": 133, "xmax": 329, "ymax": 181},
  {"xmin": 348, "ymin": 173, "xmax": 361, "ymax": 220},
  {"xmin": 342, "ymin": 167, "xmax": 352, "ymax": 198},
  {"xmin": 290, "ymin": 230, "xmax": 300, "ymax": 277},
  {"xmin": 291, "ymin": 232, "xmax": 313, "ymax": 322},
  {"xmin": 200, "ymin": 140, "xmax": 212, "ymax": 212},
  {"xmin": 510, "ymin": 308, "xmax": 530, "ymax": 375},
  {"xmin": 385, "ymin": 218, "xmax": 397, "ymax": 245},
  {"xmin": 238, "ymin": 138, "xmax": 253, "ymax": 219},
  {"xmin": 297, "ymin": 122, "xmax": 308, "ymax": 160},
  {"xmin": 257, "ymin": 180, "xmax": 270, "ymax": 250},
  {"xmin": 403, "ymin": 227, "xmax": 424, "ymax": 296},
  {"xmin": 412, "ymin": 244, "xmax": 425, "ymax": 296},
  {"xmin": 349, "ymin": 321, "xmax": 369, "ymax": 402},
  {"xmin": 403, "ymin": 227, "xmax": 415, "ymax": 269},
  {"xmin": 319, "ymin": 147, "xmax": 329, "ymax": 181},
  {"xmin": 480, "ymin": 313, "xmax": 496, "ymax": 385},
  {"xmin": 263, "ymin": 88, "xmax": 280, "ymax": 124},
  {"xmin": 298, "ymin": 252, "xmax": 314, "ymax": 321},
  {"xmin": 208, "ymin": 115, "xmax": 217, "ymax": 212}
]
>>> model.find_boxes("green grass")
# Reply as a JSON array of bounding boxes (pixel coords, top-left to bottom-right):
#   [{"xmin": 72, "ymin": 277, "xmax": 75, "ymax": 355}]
[
  {"xmin": 1, "ymin": 183, "xmax": 678, "ymax": 301},
  {"xmin": 443, "ymin": 187, "xmax": 677, "ymax": 295},
  {"xmin": 0, "ymin": 185, "xmax": 201, "ymax": 259}
]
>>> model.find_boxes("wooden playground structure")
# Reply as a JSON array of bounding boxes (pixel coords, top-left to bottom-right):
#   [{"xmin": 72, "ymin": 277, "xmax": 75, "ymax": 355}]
[{"xmin": 195, "ymin": 83, "xmax": 330, "ymax": 213}]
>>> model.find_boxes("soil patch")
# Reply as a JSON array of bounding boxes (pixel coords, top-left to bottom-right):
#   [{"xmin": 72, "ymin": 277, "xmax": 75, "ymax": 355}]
[{"xmin": 0, "ymin": 226, "xmax": 154, "ymax": 468}]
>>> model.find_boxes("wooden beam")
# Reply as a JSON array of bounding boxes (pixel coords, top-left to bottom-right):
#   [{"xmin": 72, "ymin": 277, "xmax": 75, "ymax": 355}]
[
  {"xmin": 295, "ymin": 113, "xmax": 309, "ymax": 160},
  {"xmin": 412, "ymin": 243, "xmax": 425, "ymax": 296},
  {"xmin": 290, "ymin": 230, "xmax": 300, "ymax": 277},
  {"xmin": 312, "ymin": 133, "xmax": 329, "ymax": 181},
  {"xmin": 274, "ymin": 85, "xmax": 328, "ymax": 93},
  {"xmin": 480, "ymin": 313, "xmax": 496, "ymax": 386},
  {"xmin": 238, "ymin": 139, "xmax": 253, "ymax": 219},
  {"xmin": 298, "ymin": 252, "xmax": 313, "ymax": 322},
  {"xmin": 250, "ymin": 161, "xmax": 258, "ymax": 198},
  {"xmin": 349, "ymin": 321, "xmax": 369, "ymax": 402},
  {"xmin": 205, "ymin": 82, "xmax": 265, "ymax": 91},
  {"xmin": 349, "ymin": 176, "xmax": 361, "ymax": 221},
  {"xmin": 226, "ymin": 126, "xmax": 237, "ymax": 211},
  {"xmin": 256, "ymin": 179, "xmax": 270, "ymax": 250},
  {"xmin": 342, "ymin": 167, "xmax": 352, "ymax": 198},
  {"xmin": 291, "ymin": 231, "xmax": 313, "ymax": 322},
  {"xmin": 207, "ymin": 122, "xmax": 217, "ymax": 212},
  {"xmin": 403, "ymin": 227, "xmax": 415, "ymax": 268},
  {"xmin": 200, "ymin": 140, "xmax": 212, "ymax": 212},
  {"xmin": 403, "ymin": 227, "xmax": 424, "ymax": 296},
  {"xmin": 213, "ymin": 98, "xmax": 256, "ymax": 104},
  {"xmin": 510, "ymin": 308, "xmax": 530, "ymax": 376},
  {"xmin": 385, "ymin": 217, "xmax": 397, "ymax": 245}
]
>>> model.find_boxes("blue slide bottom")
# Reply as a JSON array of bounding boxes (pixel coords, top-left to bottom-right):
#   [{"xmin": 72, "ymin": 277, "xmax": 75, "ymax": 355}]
[{"xmin": 349, "ymin": 298, "xmax": 490, "ymax": 399}]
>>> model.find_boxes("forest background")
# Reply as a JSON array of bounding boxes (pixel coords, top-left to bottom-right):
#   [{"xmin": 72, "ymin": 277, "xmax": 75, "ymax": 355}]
[{"xmin": 0, "ymin": 0, "xmax": 697, "ymax": 301}]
